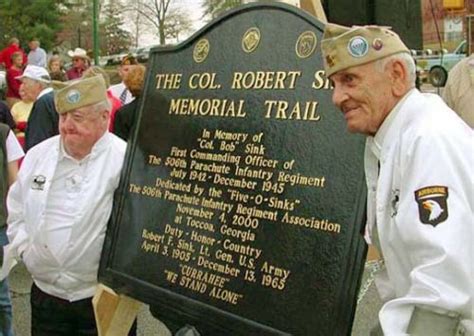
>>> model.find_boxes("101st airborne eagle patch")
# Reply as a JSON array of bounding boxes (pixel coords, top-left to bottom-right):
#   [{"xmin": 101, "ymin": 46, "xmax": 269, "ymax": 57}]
[{"xmin": 414, "ymin": 186, "xmax": 449, "ymax": 226}]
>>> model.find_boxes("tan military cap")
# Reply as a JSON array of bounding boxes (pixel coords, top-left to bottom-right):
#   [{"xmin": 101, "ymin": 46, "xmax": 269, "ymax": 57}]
[
  {"xmin": 321, "ymin": 23, "xmax": 410, "ymax": 77},
  {"xmin": 54, "ymin": 76, "xmax": 108, "ymax": 114}
]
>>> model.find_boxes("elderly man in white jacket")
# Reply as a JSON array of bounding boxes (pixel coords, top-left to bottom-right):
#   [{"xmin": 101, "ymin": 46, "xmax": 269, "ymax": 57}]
[
  {"xmin": 3, "ymin": 76, "xmax": 130, "ymax": 334},
  {"xmin": 322, "ymin": 24, "xmax": 473, "ymax": 335}
]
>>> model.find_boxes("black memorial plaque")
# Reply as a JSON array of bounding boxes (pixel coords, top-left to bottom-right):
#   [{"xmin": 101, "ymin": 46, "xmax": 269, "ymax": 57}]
[{"xmin": 100, "ymin": 3, "xmax": 367, "ymax": 335}]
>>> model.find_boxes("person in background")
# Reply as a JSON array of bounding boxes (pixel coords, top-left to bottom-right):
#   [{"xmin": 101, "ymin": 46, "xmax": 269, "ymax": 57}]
[
  {"xmin": 321, "ymin": 24, "xmax": 472, "ymax": 335},
  {"xmin": 0, "ymin": 102, "xmax": 15, "ymax": 132},
  {"xmin": 114, "ymin": 64, "xmax": 146, "ymax": 140},
  {"xmin": 81, "ymin": 66, "xmax": 122, "ymax": 131},
  {"xmin": 11, "ymin": 85, "xmax": 34, "ymax": 150},
  {"xmin": 5, "ymin": 52, "xmax": 24, "ymax": 108},
  {"xmin": 0, "ymin": 118, "xmax": 24, "ymax": 336},
  {"xmin": 27, "ymin": 38, "xmax": 47, "ymax": 68},
  {"xmin": 16, "ymin": 65, "xmax": 58, "ymax": 151},
  {"xmin": 47, "ymin": 55, "xmax": 67, "ymax": 82},
  {"xmin": 1, "ymin": 76, "xmax": 135, "ymax": 335},
  {"xmin": 109, "ymin": 54, "xmax": 138, "ymax": 105},
  {"xmin": 442, "ymin": 53, "xmax": 474, "ymax": 128},
  {"xmin": 66, "ymin": 48, "xmax": 90, "ymax": 80},
  {"xmin": 0, "ymin": 38, "xmax": 26, "ymax": 70}
]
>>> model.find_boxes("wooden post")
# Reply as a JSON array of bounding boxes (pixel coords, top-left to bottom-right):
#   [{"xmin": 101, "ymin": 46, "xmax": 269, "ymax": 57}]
[
  {"xmin": 93, "ymin": 284, "xmax": 142, "ymax": 336},
  {"xmin": 299, "ymin": 0, "xmax": 327, "ymax": 23}
]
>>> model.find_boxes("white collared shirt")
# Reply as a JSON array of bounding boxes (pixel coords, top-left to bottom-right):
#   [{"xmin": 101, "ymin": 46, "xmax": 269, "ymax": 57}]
[
  {"xmin": 37, "ymin": 87, "xmax": 53, "ymax": 100},
  {"xmin": 43, "ymin": 142, "xmax": 91, "ymax": 262},
  {"xmin": 5, "ymin": 132, "xmax": 126, "ymax": 301},
  {"xmin": 109, "ymin": 82, "xmax": 134, "ymax": 105}
]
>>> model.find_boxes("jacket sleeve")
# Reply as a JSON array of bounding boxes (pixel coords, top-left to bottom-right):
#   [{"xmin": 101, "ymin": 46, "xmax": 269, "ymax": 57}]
[
  {"xmin": 379, "ymin": 126, "xmax": 473, "ymax": 335},
  {"xmin": 1, "ymin": 170, "xmax": 29, "ymax": 280}
]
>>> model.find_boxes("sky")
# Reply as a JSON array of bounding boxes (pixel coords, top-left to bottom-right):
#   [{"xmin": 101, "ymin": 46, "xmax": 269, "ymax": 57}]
[{"xmin": 136, "ymin": 0, "xmax": 206, "ymax": 47}]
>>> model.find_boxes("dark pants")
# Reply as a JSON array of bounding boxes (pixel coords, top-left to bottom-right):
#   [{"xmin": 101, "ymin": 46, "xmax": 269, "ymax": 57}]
[{"xmin": 31, "ymin": 283, "xmax": 137, "ymax": 336}]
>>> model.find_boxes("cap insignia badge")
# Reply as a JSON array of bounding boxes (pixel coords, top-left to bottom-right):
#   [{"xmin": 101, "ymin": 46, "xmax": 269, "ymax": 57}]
[
  {"xmin": 66, "ymin": 90, "xmax": 81, "ymax": 104},
  {"xmin": 347, "ymin": 36, "xmax": 369, "ymax": 57},
  {"xmin": 372, "ymin": 38, "xmax": 383, "ymax": 51}
]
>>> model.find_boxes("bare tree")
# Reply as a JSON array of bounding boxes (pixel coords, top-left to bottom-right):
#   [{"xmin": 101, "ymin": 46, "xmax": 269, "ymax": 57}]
[
  {"xmin": 201, "ymin": 0, "xmax": 243, "ymax": 21},
  {"xmin": 126, "ymin": 0, "xmax": 192, "ymax": 45},
  {"xmin": 163, "ymin": 9, "xmax": 193, "ymax": 42}
]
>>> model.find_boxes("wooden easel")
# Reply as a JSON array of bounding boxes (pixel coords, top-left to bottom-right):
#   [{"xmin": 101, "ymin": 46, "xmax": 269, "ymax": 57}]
[
  {"xmin": 93, "ymin": 2, "xmax": 335, "ymax": 335},
  {"xmin": 93, "ymin": 285, "xmax": 141, "ymax": 336},
  {"xmin": 299, "ymin": 0, "xmax": 327, "ymax": 23}
]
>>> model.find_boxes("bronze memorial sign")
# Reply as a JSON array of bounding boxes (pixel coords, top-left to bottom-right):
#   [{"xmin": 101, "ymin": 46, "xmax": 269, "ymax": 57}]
[{"xmin": 99, "ymin": 3, "xmax": 367, "ymax": 335}]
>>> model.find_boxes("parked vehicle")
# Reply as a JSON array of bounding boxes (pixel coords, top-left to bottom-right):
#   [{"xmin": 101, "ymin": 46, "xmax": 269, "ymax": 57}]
[
  {"xmin": 135, "ymin": 45, "xmax": 158, "ymax": 63},
  {"xmin": 414, "ymin": 40, "xmax": 467, "ymax": 87},
  {"xmin": 0, "ymin": 70, "xmax": 5, "ymax": 99},
  {"xmin": 0, "ymin": 70, "xmax": 5, "ymax": 88}
]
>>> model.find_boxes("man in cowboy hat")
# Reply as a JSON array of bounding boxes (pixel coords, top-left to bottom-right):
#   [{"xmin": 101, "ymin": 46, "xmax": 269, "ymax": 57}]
[
  {"xmin": 66, "ymin": 48, "xmax": 90, "ymax": 80},
  {"xmin": 321, "ymin": 24, "xmax": 472, "ymax": 335}
]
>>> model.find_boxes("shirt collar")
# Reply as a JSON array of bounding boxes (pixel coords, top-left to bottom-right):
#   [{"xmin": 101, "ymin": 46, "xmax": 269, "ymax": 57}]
[
  {"xmin": 368, "ymin": 88, "xmax": 416, "ymax": 159},
  {"xmin": 59, "ymin": 132, "xmax": 110, "ymax": 163},
  {"xmin": 37, "ymin": 87, "xmax": 53, "ymax": 100}
]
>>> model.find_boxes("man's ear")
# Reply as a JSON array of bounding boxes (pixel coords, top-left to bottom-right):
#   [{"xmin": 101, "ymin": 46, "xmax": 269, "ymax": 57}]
[
  {"xmin": 389, "ymin": 60, "xmax": 408, "ymax": 97},
  {"xmin": 101, "ymin": 109, "xmax": 110, "ymax": 123}
]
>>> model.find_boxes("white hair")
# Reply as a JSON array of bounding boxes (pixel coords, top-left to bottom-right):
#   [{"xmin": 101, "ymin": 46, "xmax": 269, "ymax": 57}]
[
  {"xmin": 375, "ymin": 52, "xmax": 416, "ymax": 88},
  {"xmin": 35, "ymin": 79, "xmax": 50, "ymax": 90}
]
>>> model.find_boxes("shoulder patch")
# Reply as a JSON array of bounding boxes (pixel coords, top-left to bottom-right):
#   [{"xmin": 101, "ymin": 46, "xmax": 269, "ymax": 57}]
[{"xmin": 414, "ymin": 186, "xmax": 449, "ymax": 227}]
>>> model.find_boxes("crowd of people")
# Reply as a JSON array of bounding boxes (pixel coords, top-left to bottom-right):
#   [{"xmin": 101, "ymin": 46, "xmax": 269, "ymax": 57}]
[
  {"xmin": 0, "ymin": 37, "xmax": 145, "ymax": 335},
  {"xmin": 0, "ymin": 38, "xmax": 146, "ymax": 148},
  {"xmin": 0, "ymin": 26, "xmax": 472, "ymax": 336}
]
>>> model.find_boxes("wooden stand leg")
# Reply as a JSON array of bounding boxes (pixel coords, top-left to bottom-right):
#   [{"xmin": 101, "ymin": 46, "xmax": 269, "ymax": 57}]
[
  {"xmin": 367, "ymin": 245, "xmax": 381, "ymax": 261},
  {"xmin": 93, "ymin": 284, "xmax": 142, "ymax": 336},
  {"xmin": 299, "ymin": 0, "xmax": 328, "ymax": 23}
]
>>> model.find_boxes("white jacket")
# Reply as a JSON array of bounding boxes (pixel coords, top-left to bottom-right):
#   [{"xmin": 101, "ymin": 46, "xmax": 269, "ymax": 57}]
[
  {"xmin": 4, "ymin": 133, "xmax": 126, "ymax": 301},
  {"xmin": 365, "ymin": 89, "xmax": 473, "ymax": 335}
]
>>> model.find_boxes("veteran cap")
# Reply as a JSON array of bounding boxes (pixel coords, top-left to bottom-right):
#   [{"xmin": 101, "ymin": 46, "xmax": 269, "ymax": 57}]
[
  {"xmin": 321, "ymin": 23, "xmax": 410, "ymax": 77},
  {"xmin": 54, "ymin": 76, "xmax": 108, "ymax": 114}
]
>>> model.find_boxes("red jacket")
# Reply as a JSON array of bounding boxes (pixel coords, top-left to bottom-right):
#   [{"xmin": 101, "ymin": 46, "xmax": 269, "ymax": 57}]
[
  {"xmin": 0, "ymin": 44, "xmax": 27, "ymax": 69},
  {"xmin": 6, "ymin": 67, "xmax": 22, "ymax": 99},
  {"xmin": 107, "ymin": 91, "xmax": 122, "ymax": 132}
]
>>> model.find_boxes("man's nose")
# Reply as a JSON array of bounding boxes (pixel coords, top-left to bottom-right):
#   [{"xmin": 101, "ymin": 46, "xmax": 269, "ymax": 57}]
[
  {"xmin": 62, "ymin": 115, "xmax": 74, "ymax": 128},
  {"xmin": 331, "ymin": 85, "xmax": 347, "ymax": 109}
]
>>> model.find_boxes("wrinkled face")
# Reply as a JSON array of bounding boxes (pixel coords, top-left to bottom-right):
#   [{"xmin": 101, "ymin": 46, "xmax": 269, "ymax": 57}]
[
  {"xmin": 330, "ymin": 62, "xmax": 394, "ymax": 136},
  {"xmin": 19, "ymin": 78, "xmax": 43, "ymax": 101},
  {"xmin": 73, "ymin": 57, "xmax": 86, "ymax": 69},
  {"xmin": 50, "ymin": 60, "xmax": 61, "ymax": 73},
  {"xmin": 19, "ymin": 86, "xmax": 33, "ymax": 102},
  {"xmin": 59, "ymin": 105, "xmax": 109, "ymax": 160}
]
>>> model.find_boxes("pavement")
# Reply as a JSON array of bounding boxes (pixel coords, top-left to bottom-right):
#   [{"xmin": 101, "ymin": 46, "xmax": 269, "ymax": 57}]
[{"xmin": 9, "ymin": 261, "xmax": 382, "ymax": 336}]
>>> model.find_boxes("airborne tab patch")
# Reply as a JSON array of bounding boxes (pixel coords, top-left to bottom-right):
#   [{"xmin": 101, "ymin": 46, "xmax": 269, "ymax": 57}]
[{"xmin": 414, "ymin": 186, "xmax": 449, "ymax": 226}]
